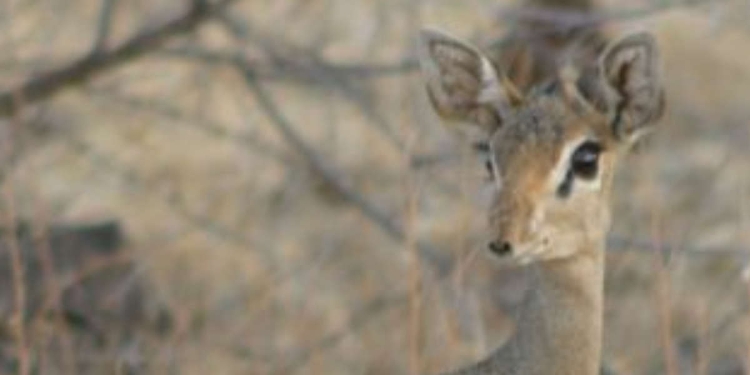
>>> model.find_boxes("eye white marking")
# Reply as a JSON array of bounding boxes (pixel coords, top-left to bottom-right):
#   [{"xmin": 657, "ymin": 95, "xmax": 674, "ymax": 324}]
[
  {"xmin": 488, "ymin": 141, "xmax": 503, "ymax": 191},
  {"xmin": 548, "ymin": 136, "xmax": 584, "ymax": 189},
  {"xmin": 574, "ymin": 170, "xmax": 603, "ymax": 191},
  {"xmin": 547, "ymin": 136, "xmax": 603, "ymax": 194},
  {"xmin": 529, "ymin": 205, "xmax": 544, "ymax": 232}
]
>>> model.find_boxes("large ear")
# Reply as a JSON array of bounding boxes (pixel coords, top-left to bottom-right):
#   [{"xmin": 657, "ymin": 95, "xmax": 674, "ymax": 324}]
[
  {"xmin": 417, "ymin": 28, "xmax": 520, "ymax": 134},
  {"xmin": 599, "ymin": 32, "xmax": 665, "ymax": 144}
]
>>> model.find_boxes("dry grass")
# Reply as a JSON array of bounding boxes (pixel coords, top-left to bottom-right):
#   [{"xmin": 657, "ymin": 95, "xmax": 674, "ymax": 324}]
[{"xmin": 0, "ymin": 0, "xmax": 749, "ymax": 374}]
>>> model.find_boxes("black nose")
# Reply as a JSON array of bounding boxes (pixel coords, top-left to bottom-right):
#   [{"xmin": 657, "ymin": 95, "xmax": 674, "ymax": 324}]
[{"xmin": 488, "ymin": 241, "xmax": 512, "ymax": 256}]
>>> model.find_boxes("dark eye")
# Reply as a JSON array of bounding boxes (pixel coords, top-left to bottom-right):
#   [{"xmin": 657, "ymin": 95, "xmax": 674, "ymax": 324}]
[
  {"xmin": 570, "ymin": 141, "xmax": 602, "ymax": 179},
  {"xmin": 485, "ymin": 159, "xmax": 494, "ymax": 176},
  {"xmin": 475, "ymin": 141, "xmax": 495, "ymax": 179}
]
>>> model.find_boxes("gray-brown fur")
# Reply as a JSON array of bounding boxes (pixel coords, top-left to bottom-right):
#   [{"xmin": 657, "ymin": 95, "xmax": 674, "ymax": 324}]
[
  {"xmin": 447, "ymin": 250, "xmax": 604, "ymax": 375},
  {"xmin": 491, "ymin": 0, "xmax": 606, "ymax": 95},
  {"xmin": 418, "ymin": 0, "xmax": 665, "ymax": 374}
]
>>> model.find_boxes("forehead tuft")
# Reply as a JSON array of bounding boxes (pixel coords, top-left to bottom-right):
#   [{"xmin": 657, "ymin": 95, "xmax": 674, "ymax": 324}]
[{"xmin": 490, "ymin": 98, "xmax": 570, "ymax": 165}]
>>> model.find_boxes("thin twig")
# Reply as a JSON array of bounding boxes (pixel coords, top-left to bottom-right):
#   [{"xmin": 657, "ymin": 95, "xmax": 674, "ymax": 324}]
[
  {"xmin": 162, "ymin": 46, "xmax": 418, "ymax": 80},
  {"xmin": 29, "ymin": 214, "xmax": 78, "ymax": 374},
  {"xmin": 161, "ymin": 45, "xmax": 416, "ymax": 152},
  {"xmin": 83, "ymin": 86, "xmax": 291, "ymax": 165},
  {"xmin": 92, "ymin": 0, "xmax": 119, "ymax": 53},
  {"xmin": 0, "ymin": 99, "xmax": 29, "ymax": 375},
  {"xmin": 210, "ymin": 11, "xmax": 415, "ymax": 151}
]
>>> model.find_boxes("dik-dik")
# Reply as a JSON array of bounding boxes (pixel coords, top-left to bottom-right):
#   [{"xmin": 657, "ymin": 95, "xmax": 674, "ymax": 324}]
[{"xmin": 417, "ymin": 1, "xmax": 665, "ymax": 374}]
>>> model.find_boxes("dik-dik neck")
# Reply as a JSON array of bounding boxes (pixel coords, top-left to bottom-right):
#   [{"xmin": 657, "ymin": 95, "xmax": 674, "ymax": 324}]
[{"xmin": 446, "ymin": 242, "xmax": 605, "ymax": 375}]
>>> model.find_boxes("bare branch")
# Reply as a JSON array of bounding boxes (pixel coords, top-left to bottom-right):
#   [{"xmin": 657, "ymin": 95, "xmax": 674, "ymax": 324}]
[
  {"xmin": 160, "ymin": 46, "xmax": 417, "ymax": 154},
  {"xmin": 0, "ymin": 0, "xmax": 238, "ymax": 118},
  {"xmin": 239, "ymin": 67, "xmax": 454, "ymax": 276},
  {"xmin": 83, "ymin": 86, "xmax": 291, "ymax": 165}
]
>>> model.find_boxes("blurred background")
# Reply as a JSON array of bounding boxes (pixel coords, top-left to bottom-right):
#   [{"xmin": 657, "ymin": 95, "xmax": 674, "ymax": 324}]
[{"xmin": 0, "ymin": 0, "xmax": 748, "ymax": 374}]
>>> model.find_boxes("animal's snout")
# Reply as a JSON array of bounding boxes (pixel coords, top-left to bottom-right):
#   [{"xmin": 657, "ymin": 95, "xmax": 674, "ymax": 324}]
[{"xmin": 488, "ymin": 240, "xmax": 512, "ymax": 257}]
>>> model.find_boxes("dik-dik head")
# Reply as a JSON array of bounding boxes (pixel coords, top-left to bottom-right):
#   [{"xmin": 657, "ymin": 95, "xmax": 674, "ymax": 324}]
[{"xmin": 418, "ymin": 29, "xmax": 664, "ymax": 263}]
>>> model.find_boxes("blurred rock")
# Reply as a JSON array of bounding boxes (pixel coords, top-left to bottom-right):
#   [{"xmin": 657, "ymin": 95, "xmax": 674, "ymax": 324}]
[{"xmin": 0, "ymin": 220, "xmax": 170, "ymax": 374}]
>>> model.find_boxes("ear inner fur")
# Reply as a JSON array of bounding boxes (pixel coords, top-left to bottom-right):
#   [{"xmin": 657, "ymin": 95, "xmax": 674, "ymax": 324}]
[
  {"xmin": 417, "ymin": 28, "xmax": 524, "ymax": 133},
  {"xmin": 599, "ymin": 32, "xmax": 664, "ymax": 143}
]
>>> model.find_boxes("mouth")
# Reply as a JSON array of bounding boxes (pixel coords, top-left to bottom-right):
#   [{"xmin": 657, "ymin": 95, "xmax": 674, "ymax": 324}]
[{"xmin": 514, "ymin": 238, "xmax": 552, "ymax": 265}]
